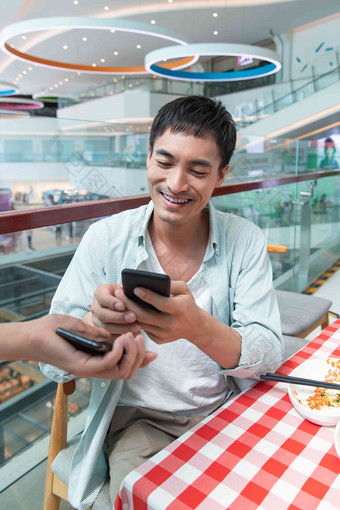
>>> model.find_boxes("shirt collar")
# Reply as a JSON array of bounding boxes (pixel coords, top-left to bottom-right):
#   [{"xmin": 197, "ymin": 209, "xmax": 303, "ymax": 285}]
[
  {"xmin": 137, "ymin": 200, "xmax": 154, "ymax": 247},
  {"xmin": 206, "ymin": 201, "xmax": 219, "ymax": 258}
]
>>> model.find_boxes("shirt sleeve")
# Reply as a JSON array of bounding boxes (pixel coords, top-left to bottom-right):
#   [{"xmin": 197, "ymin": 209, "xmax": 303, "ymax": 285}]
[
  {"xmin": 40, "ymin": 222, "xmax": 108, "ymax": 382},
  {"xmin": 221, "ymin": 225, "xmax": 284, "ymax": 389}
]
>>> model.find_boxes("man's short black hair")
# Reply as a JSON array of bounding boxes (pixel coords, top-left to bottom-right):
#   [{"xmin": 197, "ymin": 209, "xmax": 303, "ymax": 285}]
[{"xmin": 149, "ymin": 96, "xmax": 237, "ymax": 170}]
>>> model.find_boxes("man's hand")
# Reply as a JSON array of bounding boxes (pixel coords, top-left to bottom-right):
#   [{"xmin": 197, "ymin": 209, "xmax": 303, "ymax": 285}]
[
  {"xmin": 115, "ymin": 281, "xmax": 242, "ymax": 370},
  {"xmin": 90, "ymin": 283, "xmax": 141, "ymax": 336},
  {"xmin": 115, "ymin": 281, "xmax": 203, "ymax": 344},
  {"xmin": 26, "ymin": 314, "xmax": 156, "ymax": 379}
]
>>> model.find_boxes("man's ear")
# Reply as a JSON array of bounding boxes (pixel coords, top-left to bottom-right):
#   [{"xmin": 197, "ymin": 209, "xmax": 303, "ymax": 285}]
[{"xmin": 216, "ymin": 164, "xmax": 229, "ymax": 186}]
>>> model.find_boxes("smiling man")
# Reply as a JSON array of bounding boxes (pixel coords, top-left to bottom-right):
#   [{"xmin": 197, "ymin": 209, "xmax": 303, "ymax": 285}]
[{"xmin": 41, "ymin": 96, "xmax": 283, "ymax": 510}]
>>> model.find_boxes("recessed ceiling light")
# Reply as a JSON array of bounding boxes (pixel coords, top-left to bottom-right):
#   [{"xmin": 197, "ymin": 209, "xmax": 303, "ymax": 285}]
[
  {"xmin": 59, "ymin": 81, "xmax": 63, "ymax": 85},
  {"xmin": 104, "ymin": 6, "xmax": 109, "ymax": 10},
  {"xmin": 168, "ymin": 0, "xmax": 173, "ymax": 3},
  {"xmin": 11, "ymin": 44, "xmax": 15, "ymax": 49},
  {"xmin": 101, "ymin": 58, "xmax": 105, "ymax": 63},
  {"xmin": 151, "ymin": 20, "xmax": 156, "ymax": 24},
  {"xmin": 114, "ymin": 51, "xmax": 118, "ymax": 55},
  {"xmin": 82, "ymin": 36, "xmax": 87, "ymax": 41},
  {"xmin": 28, "ymin": 66, "xmax": 32, "ymax": 70},
  {"xmin": 163, "ymin": 58, "xmax": 167, "ymax": 61},
  {"xmin": 213, "ymin": 12, "xmax": 218, "ymax": 17},
  {"xmin": 54, "ymin": 84, "xmax": 58, "ymax": 88},
  {"xmin": 63, "ymin": 45, "xmax": 68, "ymax": 50},
  {"xmin": 136, "ymin": 44, "xmax": 141, "ymax": 49},
  {"xmin": 92, "ymin": 63, "xmax": 96, "ymax": 67},
  {"xmin": 111, "ymin": 29, "xmax": 115, "ymax": 33},
  {"xmin": 73, "ymin": 0, "xmax": 79, "ymax": 4},
  {"xmin": 77, "ymin": 71, "xmax": 81, "ymax": 75},
  {"xmin": 64, "ymin": 78, "xmax": 69, "ymax": 82},
  {"xmin": 21, "ymin": 35, "xmax": 26, "ymax": 40},
  {"xmin": 213, "ymin": 31, "xmax": 219, "ymax": 35},
  {"xmin": 18, "ymin": 74, "xmax": 22, "ymax": 78},
  {"xmin": 49, "ymin": 86, "xmax": 53, "ymax": 90}
]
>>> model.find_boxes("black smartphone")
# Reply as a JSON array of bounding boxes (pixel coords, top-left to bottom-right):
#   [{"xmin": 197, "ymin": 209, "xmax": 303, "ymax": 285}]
[
  {"xmin": 56, "ymin": 328, "xmax": 112, "ymax": 356},
  {"xmin": 121, "ymin": 268, "xmax": 171, "ymax": 312}
]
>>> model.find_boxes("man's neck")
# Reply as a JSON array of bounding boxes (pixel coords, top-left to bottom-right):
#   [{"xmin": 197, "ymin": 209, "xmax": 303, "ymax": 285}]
[
  {"xmin": 147, "ymin": 210, "xmax": 210, "ymax": 281},
  {"xmin": 149, "ymin": 209, "xmax": 209, "ymax": 249}
]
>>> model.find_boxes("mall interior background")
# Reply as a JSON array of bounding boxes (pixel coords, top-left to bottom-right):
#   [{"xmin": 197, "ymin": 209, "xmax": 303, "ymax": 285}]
[{"xmin": 0, "ymin": 1, "xmax": 339, "ymax": 508}]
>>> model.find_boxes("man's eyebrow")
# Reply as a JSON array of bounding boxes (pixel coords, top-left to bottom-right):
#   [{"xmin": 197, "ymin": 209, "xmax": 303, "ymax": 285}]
[
  {"xmin": 155, "ymin": 149, "xmax": 212, "ymax": 167},
  {"xmin": 155, "ymin": 149, "xmax": 174, "ymax": 159},
  {"xmin": 190, "ymin": 159, "xmax": 212, "ymax": 168}
]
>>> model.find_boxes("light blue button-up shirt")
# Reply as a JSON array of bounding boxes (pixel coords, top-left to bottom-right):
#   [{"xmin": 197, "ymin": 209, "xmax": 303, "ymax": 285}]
[{"xmin": 41, "ymin": 200, "xmax": 283, "ymax": 510}]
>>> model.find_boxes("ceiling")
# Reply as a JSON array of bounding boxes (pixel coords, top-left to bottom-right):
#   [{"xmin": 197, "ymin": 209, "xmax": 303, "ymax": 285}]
[{"xmin": 0, "ymin": 0, "xmax": 339, "ymax": 99}]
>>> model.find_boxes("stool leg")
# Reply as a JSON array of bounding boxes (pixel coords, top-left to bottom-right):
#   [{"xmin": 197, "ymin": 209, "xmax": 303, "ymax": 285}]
[
  {"xmin": 44, "ymin": 384, "xmax": 68, "ymax": 510},
  {"xmin": 321, "ymin": 312, "xmax": 329, "ymax": 330}
]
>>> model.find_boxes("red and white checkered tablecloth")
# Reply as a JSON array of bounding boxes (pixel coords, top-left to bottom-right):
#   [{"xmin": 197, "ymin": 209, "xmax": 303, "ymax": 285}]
[{"xmin": 116, "ymin": 320, "xmax": 340, "ymax": 510}]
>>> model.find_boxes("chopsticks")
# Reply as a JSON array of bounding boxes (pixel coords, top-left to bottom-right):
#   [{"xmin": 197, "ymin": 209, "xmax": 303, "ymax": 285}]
[{"xmin": 260, "ymin": 373, "xmax": 340, "ymax": 391}]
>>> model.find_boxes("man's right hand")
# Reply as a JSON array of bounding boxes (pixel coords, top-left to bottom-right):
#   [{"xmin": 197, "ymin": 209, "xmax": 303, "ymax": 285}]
[{"xmin": 90, "ymin": 284, "xmax": 141, "ymax": 336}]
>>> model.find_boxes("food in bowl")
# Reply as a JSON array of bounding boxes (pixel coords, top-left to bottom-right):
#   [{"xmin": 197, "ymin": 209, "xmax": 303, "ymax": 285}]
[{"xmin": 288, "ymin": 358, "xmax": 340, "ymax": 426}]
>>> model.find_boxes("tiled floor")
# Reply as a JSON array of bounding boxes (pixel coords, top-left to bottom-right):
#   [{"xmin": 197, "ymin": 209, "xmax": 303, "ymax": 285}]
[{"xmin": 1, "ymin": 267, "xmax": 340, "ymax": 510}]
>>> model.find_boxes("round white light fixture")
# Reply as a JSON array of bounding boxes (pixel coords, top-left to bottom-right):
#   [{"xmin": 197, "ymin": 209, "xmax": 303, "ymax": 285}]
[
  {"xmin": 0, "ymin": 17, "xmax": 197, "ymax": 75},
  {"xmin": 0, "ymin": 80, "xmax": 19, "ymax": 95},
  {"xmin": 145, "ymin": 42, "xmax": 281, "ymax": 81}
]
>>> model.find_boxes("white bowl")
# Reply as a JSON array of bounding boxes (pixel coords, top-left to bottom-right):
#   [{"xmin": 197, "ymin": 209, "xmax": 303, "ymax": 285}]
[
  {"xmin": 335, "ymin": 420, "xmax": 340, "ymax": 459},
  {"xmin": 288, "ymin": 357, "xmax": 340, "ymax": 426}
]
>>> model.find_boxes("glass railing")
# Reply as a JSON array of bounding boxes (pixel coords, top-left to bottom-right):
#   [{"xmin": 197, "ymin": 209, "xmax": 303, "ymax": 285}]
[
  {"xmin": 62, "ymin": 73, "xmax": 277, "ymax": 105},
  {"xmin": 1, "ymin": 116, "xmax": 340, "ymax": 486}
]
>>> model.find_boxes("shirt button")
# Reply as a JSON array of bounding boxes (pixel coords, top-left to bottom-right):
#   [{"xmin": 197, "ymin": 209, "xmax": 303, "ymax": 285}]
[{"xmin": 101, "ymin": 382, "xmax": 106, "ymax": 388}]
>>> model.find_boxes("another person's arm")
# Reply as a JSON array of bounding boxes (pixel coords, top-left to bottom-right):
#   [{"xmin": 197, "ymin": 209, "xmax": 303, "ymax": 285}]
[{"xmin": 1, "ymin": 314, "xmax": 156, "ymax": 379}]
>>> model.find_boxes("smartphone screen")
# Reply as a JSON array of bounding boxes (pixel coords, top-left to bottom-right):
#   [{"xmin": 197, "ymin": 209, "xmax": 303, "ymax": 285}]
[
  {"xmin": 56, "ymin": 328, "xmax": 112, "ymax": 356},
  {"xmin": 121, "ymin": 268, "xmax": 170, "ymax": 312}
]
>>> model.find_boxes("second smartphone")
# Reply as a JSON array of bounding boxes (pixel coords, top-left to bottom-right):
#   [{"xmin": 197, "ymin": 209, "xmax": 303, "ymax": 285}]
[
  {"xmin": 56, "ymin": 327, "xmax": 112, "ymax": 355},
  {"xmin": 121, "ymin": 268, "xmax": 171, "ymax": 312}
]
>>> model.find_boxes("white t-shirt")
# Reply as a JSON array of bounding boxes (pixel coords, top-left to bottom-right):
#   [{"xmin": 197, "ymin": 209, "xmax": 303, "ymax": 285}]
[{"xmin": 118, "ymin": 231, "xmax": 229, "ymax": 416}]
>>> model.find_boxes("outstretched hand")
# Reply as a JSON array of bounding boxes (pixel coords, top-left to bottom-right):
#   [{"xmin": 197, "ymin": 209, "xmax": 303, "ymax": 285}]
[{"xmin": 27, "ymin": 314, "xmax": 156, "ymax": 379}]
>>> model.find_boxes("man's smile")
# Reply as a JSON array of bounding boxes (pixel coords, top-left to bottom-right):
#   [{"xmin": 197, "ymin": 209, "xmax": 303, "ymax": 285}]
[{"xmin": 161, "ymin": 192, "xmax": 191, "ymax": 205}]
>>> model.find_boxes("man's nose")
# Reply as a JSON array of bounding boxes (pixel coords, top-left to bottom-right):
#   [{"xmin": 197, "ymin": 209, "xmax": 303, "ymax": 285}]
[{"xmin": 168, "ymin": 167, "xmax": 189, "ymax": 193}]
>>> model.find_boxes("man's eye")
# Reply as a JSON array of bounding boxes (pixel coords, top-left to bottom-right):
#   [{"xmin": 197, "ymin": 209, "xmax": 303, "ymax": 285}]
[
  {"xmin": 192, "ymin": 170, "xmax": 206, "ymax": 176},
  {"xmin": 157, "ymin": 160, "xmax": 171, "ymax": 168}
]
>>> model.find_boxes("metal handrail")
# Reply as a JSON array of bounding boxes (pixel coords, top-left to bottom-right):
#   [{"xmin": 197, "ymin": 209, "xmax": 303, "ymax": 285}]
[{"xmin": 0, "ymin": 169, "xmax": 339, "ymax": 235}]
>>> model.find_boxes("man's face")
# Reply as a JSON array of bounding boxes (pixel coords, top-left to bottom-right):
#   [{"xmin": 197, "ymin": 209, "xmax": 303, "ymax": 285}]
[{"xmin": 147, "ymin": 129, "xmax": 228, "ymax": 228}]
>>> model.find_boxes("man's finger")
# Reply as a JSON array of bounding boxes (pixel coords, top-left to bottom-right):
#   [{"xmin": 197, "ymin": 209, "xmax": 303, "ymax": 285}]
[
  {"xmin": 93, "ymin": 284, "xmax": 119, "ymax": 309},
  {"xmin": 116, "ymin": 332, "xmax": 138, "ymax": 377},
  {"xmin": 169, "ymin": 280, "xmax": 188, "ymax": 295},
  {"xmin": 133, "ymin": 287, "xmax": 169, "ymax": 312},
  {"xmin": 92, "ymin": 306, "xmax": 137, "ymax": 325}
]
